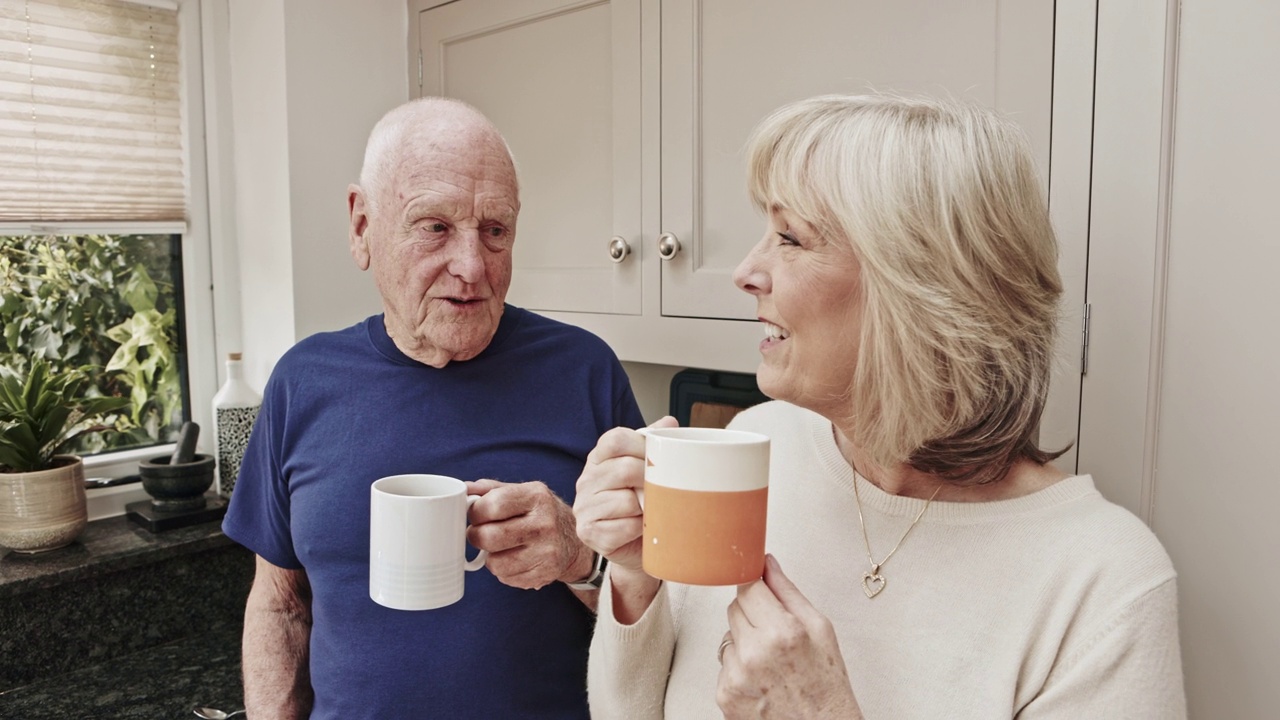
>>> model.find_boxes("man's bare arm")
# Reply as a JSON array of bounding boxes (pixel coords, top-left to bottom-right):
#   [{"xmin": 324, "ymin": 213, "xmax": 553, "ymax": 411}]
[{"xmin": 243, "ymin": 555, "xmax": 314, "ymax": 719}]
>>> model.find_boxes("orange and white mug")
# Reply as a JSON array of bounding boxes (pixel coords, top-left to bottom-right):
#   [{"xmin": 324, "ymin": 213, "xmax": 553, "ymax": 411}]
[{"xmin": 639, "ymin": 427, "xmax": 770, "ymax": 586}]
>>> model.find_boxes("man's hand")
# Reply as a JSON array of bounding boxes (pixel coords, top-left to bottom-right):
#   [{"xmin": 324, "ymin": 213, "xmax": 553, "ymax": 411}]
[{"xmin": 466, "ymin": 479, "xmax": 592, "ymax": 590}]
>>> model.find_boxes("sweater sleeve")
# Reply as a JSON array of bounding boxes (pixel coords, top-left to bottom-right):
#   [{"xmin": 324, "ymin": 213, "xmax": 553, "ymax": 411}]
[
  {"xmin": 1018, "ymin": 578, "xmax": 1187, "ymax": 719},
  {"xmin": 587, "ymin": 572, "xmax": 679, "ymax": 720}
]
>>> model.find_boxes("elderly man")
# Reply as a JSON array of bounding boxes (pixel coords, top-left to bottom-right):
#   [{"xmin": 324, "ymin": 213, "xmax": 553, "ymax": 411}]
[{"xmin": 222, "ymin": 98, "xmax": 644, "ymax": 719}]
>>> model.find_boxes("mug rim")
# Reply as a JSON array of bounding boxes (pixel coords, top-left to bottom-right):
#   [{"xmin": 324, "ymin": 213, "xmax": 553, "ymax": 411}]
[
  {"xmin": 640, "ymin": 427, "xmax": 769, "ymax": 444},
  {"xmin": 372, "ymin": 473, "xmax": 466, "ymax": 499}
]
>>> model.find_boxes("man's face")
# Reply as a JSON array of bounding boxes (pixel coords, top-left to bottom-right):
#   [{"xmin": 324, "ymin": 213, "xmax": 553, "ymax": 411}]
[{"xmin": 351, "ymin": 124, "xmax": 519, "ymax": 368}]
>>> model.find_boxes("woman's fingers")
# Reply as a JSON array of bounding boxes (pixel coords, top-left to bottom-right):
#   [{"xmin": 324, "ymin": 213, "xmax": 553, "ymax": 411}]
[{"xmin": 584, "ymin": 426, "xmax": 647, "ymax": 467}]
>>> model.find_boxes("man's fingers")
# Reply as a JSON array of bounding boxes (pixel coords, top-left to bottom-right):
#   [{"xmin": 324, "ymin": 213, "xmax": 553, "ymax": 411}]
[
  {"xmin": 469, "ymin": 481, "xmax": 551, "ymax": 524},
  {"xmin": 483, "ymin": 546, "xmax": 557, "ymax": 590},
  {"xmin": 466, "ymin": 478, "xmax": 504, "ymax": 495}
]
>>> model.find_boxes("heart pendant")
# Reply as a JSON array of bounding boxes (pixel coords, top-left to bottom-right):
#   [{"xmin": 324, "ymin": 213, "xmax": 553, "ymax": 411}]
[{"xmin": 862, "ymin": 571, "xmax": 886, "ymax": 598}]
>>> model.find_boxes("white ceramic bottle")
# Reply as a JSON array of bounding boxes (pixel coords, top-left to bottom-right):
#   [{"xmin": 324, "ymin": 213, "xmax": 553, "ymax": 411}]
[{"xmin": 211, "ymin": 352, "xmax": 261, "ymax": 497}]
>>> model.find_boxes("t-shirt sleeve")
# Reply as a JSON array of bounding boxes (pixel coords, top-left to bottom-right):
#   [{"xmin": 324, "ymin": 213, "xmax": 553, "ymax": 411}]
[
  {"xmin": 612, "ymin": 367, "xmax": 646, "ymax": 430},
  {"xmin": 221, "ymin": 373, "xmax": 302, "ymax": 570},
  {"xmin": 587, "ymin": 574, "xmax": 677, "ymax": 720},
  {"xmin": 1017, "ymin": 578, "xmax": 1187, "ymax": 719}
]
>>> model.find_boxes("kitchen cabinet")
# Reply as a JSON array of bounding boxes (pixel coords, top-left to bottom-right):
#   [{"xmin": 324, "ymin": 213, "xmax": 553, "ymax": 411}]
[
  {"xmin": 412, "ymin": 0, "xmax": 1061, "ymax": 346},
  {"xmin": 410, "ymin": 0, "xmax": 1090, "ymax": 460},
  {"xmin": 415, "ymin": 0, "xmax": 643, "ymax": 317}
]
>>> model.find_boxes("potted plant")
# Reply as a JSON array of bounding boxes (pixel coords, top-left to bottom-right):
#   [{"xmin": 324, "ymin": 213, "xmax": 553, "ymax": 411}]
[{"xmin": 0, "ymin": 360, "xmax": 129, "ymax": 553}]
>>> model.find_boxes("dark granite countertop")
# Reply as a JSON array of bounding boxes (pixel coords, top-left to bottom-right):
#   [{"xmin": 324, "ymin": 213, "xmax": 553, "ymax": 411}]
[
  {"xmin": 0, "ymin": 622, "xmax": 243, "ymax": 719},
  {"xmin": 0, "ymin": 512, "xmax": 252, "ymax": 716},
  {"xmin": 0, "ymin": 514, "xmax": 236, "ymax": 598}
]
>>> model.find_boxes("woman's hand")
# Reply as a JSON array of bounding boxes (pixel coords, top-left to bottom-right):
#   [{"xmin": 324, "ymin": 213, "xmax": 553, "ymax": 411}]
[
  {"xmin": 573, "ymin": 416, "xmax": 678, "ymax": 622},
  {"xmin": 718, "ymin": 555, "xmax": 863, "ymax": 719}
]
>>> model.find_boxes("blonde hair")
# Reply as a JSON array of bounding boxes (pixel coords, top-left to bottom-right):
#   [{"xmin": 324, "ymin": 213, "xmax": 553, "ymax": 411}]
[{"xmin": 746, "ymin": 94, "xmax": 1065, "ymax": 484}]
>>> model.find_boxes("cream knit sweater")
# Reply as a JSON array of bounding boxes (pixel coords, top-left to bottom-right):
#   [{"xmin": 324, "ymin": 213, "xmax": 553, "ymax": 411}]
[{"xmin": 587, "ymin": 401, "xmax": 1186, "ymax": 719}]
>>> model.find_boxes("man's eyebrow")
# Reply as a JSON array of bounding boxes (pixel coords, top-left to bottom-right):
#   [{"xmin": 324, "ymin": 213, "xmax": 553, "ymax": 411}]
[{"xmin": 401, "ymin": 197, "xmax": 461, "ymax": 220}]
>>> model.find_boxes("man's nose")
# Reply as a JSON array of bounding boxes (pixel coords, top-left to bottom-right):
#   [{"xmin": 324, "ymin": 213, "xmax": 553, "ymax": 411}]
[{"xmin": 447, "ymin": 232, "xmax": 486, "ymax": 284}]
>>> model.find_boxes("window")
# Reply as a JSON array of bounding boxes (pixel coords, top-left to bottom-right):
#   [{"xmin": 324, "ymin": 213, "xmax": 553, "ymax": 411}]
[
  {"xmin": 0, "ymin": 232, "xmax": 189, "ymax": 454},
  {"xmin": 1, "ymin": 0, "xmax": 218, "ymax": 512}
]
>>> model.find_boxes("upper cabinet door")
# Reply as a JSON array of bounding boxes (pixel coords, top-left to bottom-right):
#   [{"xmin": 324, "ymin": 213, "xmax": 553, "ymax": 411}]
[
  {"xmin": 659, "ymin": 0, "xmax": 1055, "ymax": 320},
  {"xmin": 418, "ymin": 0, "xmax": 642, "ymax": 315}
]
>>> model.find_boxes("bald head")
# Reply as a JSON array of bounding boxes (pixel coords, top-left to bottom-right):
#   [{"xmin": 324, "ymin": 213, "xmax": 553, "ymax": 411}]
[{"xmin": 358, "ymin": 97, "xmax": 518, "ymax": 214}]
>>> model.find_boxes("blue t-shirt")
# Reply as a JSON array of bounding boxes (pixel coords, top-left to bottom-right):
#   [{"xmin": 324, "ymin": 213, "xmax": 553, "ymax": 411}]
[{"xmin": 223, "ymin": 306, "xmax": 644, "ymax": 719}]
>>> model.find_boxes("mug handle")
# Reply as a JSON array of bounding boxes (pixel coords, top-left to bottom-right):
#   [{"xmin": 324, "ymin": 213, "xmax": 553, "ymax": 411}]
[
  {"xmin": 463, "ymin": 495, "xmax": 489, "ymax": 572},
  {"xmin": 634, "ymin": 427, "xmax": 651, "ymax": 509}
]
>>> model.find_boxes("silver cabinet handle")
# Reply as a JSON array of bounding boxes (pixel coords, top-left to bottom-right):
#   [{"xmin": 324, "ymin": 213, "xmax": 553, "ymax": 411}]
[
  {"xmin": 657, "ymin": 232, "xmax": 681, "ymax": 261},
  {"xmin": 608, "ymin": 236, "xmax": 631, "ymax": 263}
]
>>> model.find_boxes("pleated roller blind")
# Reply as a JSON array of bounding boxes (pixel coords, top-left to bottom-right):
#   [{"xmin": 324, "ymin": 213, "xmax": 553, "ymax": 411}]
[{"xmin": 0, "ymin": 0, "xmax": 185, "ymax": 223}]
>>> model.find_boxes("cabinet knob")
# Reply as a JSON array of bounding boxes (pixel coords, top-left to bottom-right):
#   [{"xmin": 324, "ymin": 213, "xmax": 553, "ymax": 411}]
[
  {"xmin": 608, "ymin": 236, "xmax": 631, "ymax": 263},
  {"xmin": 657, "ymin": 232, "xmax": 681, "ymax": 261}
]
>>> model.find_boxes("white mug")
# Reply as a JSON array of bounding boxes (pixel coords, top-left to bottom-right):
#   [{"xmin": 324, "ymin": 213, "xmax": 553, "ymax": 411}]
[{"xmin": 370, "ymin": 474, "xmax": 488, "ymax": 610}]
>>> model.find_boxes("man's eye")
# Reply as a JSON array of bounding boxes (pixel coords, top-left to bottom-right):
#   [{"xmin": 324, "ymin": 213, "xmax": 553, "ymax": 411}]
[
  {"xmin": 485, "ymin": 226, "xmax": 507, "ymax": 237},
  {"xmin": 426, "ymin": 222, "xmax": 448, "ymax": 233}
]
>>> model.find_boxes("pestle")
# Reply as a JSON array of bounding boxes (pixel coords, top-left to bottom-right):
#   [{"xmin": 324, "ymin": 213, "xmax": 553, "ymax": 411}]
[{"xmin": 169, "ymin": 421, "xmax": 200, "ymax": 465}]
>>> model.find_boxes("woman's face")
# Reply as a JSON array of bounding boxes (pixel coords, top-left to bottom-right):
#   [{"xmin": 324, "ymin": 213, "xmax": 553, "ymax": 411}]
[{"xmin": 733, "ymin": 205, "xmax": 864, "ymax": 417}]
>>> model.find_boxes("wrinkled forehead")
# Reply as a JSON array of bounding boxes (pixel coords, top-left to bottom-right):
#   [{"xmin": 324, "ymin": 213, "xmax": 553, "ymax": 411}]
[{"xmin": 385, "ymin": 128, "xmax": 518, "ymax": 206}]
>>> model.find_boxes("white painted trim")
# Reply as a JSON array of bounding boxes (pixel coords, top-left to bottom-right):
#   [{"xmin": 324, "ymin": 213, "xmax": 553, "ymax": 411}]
[
  {"xmin": 0, "ymin": 221, "xmax": 187, "ymax": 234},
  {"xmin": 1138, "ymin": 0, "xmax": 1183, "ymax": 525},
  {"xmin": 178, "ymin": 0, "xmax": 219, "ymax": 457},
  {"xmin": 198, "ymin": 0, "xmax": 244, "ymax": 367},
  {"xmin": 87, "ymin": 484, "xmax": 153, "ymax": 522},
  {"xmin": 124, "ymin": 0, "xmax": 180, "ymax": 11}
]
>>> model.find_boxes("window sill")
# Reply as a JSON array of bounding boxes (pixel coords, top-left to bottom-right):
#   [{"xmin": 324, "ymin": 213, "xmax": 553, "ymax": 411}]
[
  {"xmin": 83, "ymin": 443, "xmax": 176, "ymax": 520},
  {"xmin": 0, "ymin": 513, "xmax": 236, "ymax": 598}
]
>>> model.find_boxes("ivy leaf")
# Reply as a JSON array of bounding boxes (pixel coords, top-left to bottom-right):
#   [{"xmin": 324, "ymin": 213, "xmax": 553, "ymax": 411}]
[
  {"xmin": 120, "ymin": 264, "xmax": 158, "ymax": 313},
  {"xmin": 4, "ymin": 322, "xmax": 20, "ymax": 353},
  {"xmin": 30, "ymin": 324, "xmax": 63, "ymax": 359}
]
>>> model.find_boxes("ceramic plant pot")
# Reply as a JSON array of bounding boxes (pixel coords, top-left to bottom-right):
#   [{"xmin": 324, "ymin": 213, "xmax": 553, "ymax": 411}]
[{"xmin": 0, "ymin": 455, "xmax": 88, "ymax": 553}]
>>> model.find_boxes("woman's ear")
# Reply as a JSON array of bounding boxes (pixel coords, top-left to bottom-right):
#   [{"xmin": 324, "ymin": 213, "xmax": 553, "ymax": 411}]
[{"xmin": 348, "ymin": 184, "xmax": 372, "ymax": 270}]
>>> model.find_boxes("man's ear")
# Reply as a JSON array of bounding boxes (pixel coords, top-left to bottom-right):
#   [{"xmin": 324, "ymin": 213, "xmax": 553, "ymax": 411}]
[{"xmin": 348, "ymin": 184, "xmax": 372, "ymax": 271}]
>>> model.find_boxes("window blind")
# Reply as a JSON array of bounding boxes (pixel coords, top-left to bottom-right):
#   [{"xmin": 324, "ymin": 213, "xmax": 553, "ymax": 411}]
[{"xmin": 0, "ymin": 0, "xmax": 185, "ymax": 223}]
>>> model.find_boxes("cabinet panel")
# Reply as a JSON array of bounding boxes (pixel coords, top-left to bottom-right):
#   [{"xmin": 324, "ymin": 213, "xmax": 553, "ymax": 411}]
[
  {"xmin": 660, "ymin": 0, "xmax": 1055, "ymax": 320},
  {"xmin": 418, "ymin": 0, "xmax": 642, "ymax": 315}
]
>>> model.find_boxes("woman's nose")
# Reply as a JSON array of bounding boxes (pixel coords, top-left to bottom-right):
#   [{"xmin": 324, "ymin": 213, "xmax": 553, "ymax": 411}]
[{"xmin": 733, "ymin": 241, "xmax": 769, "ymax": 295}]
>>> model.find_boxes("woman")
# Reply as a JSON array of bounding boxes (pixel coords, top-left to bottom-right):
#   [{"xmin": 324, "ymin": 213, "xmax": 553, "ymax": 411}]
[{"xmin": 573, "ymin": 95, "xmax": 1186, "ymax": 719}]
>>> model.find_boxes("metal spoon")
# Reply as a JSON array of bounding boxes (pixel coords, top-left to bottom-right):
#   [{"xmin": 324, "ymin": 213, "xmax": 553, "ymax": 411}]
[{"xmin": 192, "ymin": 706, "xmax": 245, "ymax": 719}]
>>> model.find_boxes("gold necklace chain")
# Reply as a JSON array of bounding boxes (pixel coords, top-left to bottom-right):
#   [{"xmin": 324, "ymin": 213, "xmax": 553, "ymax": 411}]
[{"xmin": 851, "ymin": 472, "xmax": 943, "ymax": 598}]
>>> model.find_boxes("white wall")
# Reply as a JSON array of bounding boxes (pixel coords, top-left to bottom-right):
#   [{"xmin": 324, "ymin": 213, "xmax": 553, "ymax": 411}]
[
  {"xmin": 621, "ymin": 361, "xmax": 683, "ymax": 424},
  {"xmin": 226, "ymin": 0, "xmax": 296, "ymax": 391},
  {"xmin": 282, "ymin": 0, "xmax": 407, "ymax": 342},
  {"xmin": 1151, "ymin": 0, "xmax": 1280, "ymax": 715},
  {"xmin": 221, "ymin": 0, "xmax": 407, "ymax": 390}
]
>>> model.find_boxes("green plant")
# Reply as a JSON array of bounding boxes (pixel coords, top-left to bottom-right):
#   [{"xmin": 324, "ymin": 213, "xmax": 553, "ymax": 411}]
[
  {"xmin": 1, "ymin": 233, "xmax": 182, "ymax": 453},
  {"xmin": 0, "ymin": 359, "xmax": 130, "ymax": 473}
]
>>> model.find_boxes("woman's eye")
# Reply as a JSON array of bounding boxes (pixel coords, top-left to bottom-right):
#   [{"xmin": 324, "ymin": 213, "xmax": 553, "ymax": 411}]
[{"xmin": 777, "ymin": 232, "xmax": 800, "ymax": 247}]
